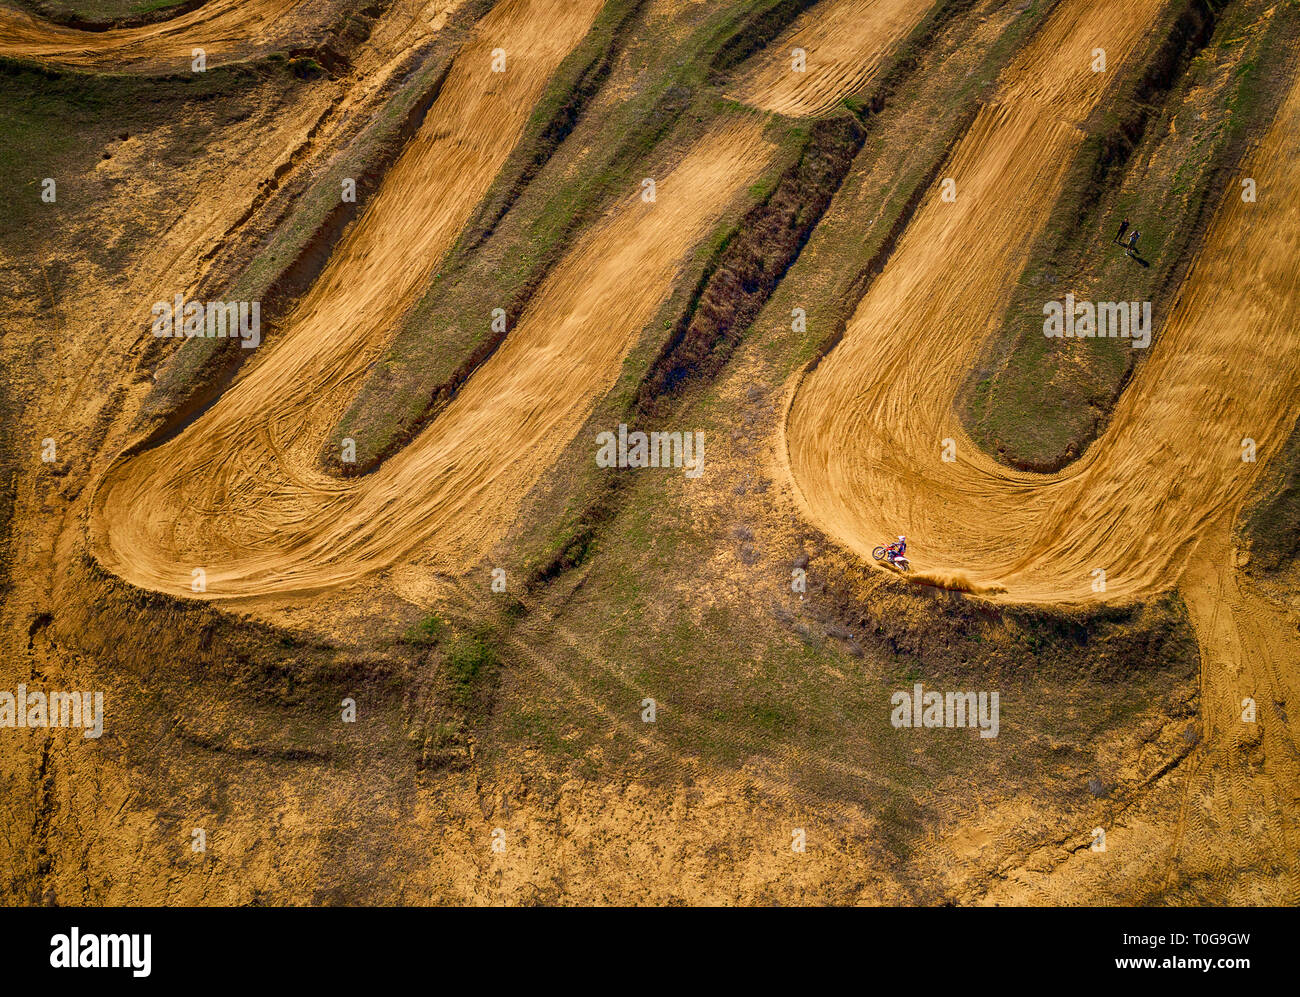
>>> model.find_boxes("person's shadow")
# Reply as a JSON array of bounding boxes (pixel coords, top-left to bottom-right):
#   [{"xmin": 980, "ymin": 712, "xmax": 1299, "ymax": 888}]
[{"xmin": 1114, "ymin": 240, "xmax": 1150, "ymax": 267}]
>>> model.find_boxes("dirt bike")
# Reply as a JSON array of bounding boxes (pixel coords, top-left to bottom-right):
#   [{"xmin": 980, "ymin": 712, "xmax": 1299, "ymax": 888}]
[{"xmin": 872, "ymin": 544, "xmax": 910, "ymax": 571}]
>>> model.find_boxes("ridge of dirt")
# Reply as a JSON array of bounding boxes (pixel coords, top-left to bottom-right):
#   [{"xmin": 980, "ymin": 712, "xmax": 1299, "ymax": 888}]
[{"xmin": 11, "ymin": 0, "xmax": 209, "ymax": 33}]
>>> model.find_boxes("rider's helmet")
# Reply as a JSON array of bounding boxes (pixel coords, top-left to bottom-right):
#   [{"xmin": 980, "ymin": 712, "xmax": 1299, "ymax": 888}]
[{"xmin": 898, "ymin": 536, "xmax": 906, "ymax": 542}]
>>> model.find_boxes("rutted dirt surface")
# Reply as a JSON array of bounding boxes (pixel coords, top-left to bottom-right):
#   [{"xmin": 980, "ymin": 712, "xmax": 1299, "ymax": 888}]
[
  {"xmin": 730, "ymin": 0, "xmax": 933, "ymax": 116},
  {"xmin": 783, "ymin": 0, "xmax": 1300, "ymax": 605}
]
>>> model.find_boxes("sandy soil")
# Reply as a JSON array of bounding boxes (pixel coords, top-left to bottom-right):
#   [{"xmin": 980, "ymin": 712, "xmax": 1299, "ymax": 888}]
[
  {"xmin": 730, "ymin": 0, "xmax": 933, "ymax": 116},
  {"xmin": 8, "ymin": 0, "xmax": 1297, "ymax": 905}
]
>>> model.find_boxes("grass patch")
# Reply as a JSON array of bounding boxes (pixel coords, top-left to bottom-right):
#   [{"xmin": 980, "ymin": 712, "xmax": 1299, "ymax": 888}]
[
  {"xmin": 1240, "ymin": 414, "xmax": 1300, "ymax": 575},
  {"xmin": 443, "ymin": 630, "xmax": 499, "ymax": 712},
  {"xmin": 0, "ymin": 57, "xmax": 294, "ymax": 248},
  {"xmin": 400, "ymin": 613, "xmax": 447, "ymax": 648}
]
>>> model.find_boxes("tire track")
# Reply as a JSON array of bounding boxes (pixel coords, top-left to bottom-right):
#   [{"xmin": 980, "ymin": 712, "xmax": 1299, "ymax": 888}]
[{"xmin": 729, "ymin": 0, "xmax": 934, "ymax": 117}]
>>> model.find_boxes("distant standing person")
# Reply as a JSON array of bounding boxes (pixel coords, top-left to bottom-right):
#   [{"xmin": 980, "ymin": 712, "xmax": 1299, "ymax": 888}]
[
  {"xmin": 1114, "ymin": 217, "xmax": 1129, "ymax": 245},
  {"xmin": 1126, "ymin": 229, "xmax": 1141, "ymax": 257}
]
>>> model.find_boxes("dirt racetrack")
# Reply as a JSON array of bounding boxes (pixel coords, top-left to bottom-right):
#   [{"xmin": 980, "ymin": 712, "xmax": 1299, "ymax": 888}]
[
  {"xmin": 86, "ymin": 0, "xmax": 606, "ymax": 594},
  {"xmin": 90, "ymin": 115, "xmax": 773, "ymax": 596},
  {"xmin": 7, "ymin": 0, "xmax": 1299, "ymax": 909},
  {"xmin": 88, "ymin": 0, "xmax": 927, "ymax": 599},
  {"xmin": 783, "ymin": 0, "xmax": 1300, "ymax": 606},
  {"xmin": 777, "ymin": 0, "xmax": 1300, "ymax": 902}
]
